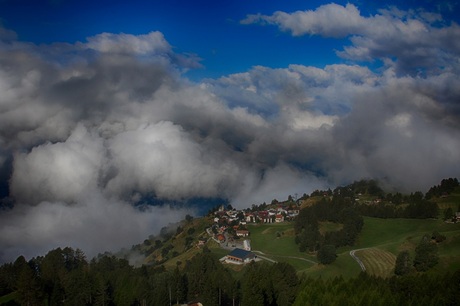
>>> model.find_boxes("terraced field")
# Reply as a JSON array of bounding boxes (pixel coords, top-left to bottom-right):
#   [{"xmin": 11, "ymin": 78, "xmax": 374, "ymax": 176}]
[{"xmin": 354, "ymin": 248, "xmax": 396, "ymax": 278}]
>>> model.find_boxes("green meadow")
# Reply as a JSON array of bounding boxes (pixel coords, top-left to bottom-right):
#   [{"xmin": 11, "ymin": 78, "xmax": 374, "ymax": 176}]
[{"xmin": 238, "ymin": 216, "xmax": 460, "ymax": 278}]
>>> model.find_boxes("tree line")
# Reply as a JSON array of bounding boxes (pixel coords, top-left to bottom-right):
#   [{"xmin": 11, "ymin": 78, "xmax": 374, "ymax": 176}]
[
  {"xmin": 2, "ymin": 246, "xmax": 458, "ymax": 306},
  {"xmin": 0, "ymin": 247, "xmax": 299, "ymax": 306},
  {"xmin": 425, "ymin": 178, "xmax": 459, "ymax": 199},
  {"xmin": 294, "ymin": 270, "xmax": 460, "ymax": 306},
  {"xmin": 306, "ymin": 178, "xmax": 454, "ymax": 220},
  {"xmin": 357, "ymin": 191, "xmax": 439, "ymax": 219}
]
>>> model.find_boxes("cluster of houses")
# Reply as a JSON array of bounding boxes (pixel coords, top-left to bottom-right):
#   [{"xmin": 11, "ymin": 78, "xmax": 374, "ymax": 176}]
[
  {"xmin": 207, "ymin": 204, "xmax": 300, "ymax": 265},
  {"xmin": 213, "ymin": 205, "xmax": 299, "ymax": 226}
]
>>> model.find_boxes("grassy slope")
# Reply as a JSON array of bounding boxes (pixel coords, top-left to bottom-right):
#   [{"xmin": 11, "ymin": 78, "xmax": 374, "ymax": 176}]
[
  {"xmin": 432, "ymin": 186, "xmax": 460, "ymax": 212},
  {"xmin": 241, "ymin": 216, "xmax": 460, "ymax": 279},
  {"xmin": 144, "ymin": 217, "xmax": 213, "ymax": 266},
  {"xmin": 341, "ymin": 217, "xmax": 460, "ymax": 277},
  {"xmin": 156, "ymin": 188, "xmax": 460, "ymax": 278},
  {"xmin": 247, "ymin": 223, "xmax": 317, "ymax": 272}
]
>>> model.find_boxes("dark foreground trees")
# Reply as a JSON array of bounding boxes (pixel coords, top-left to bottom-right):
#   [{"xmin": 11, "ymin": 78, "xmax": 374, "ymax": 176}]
[
  {"xmin": 1, "ymin": 246, "xmax": 459, "ymax": 306},
  {"xmin": 0, "ymin": 247, "xmax": 300, "ymax": 306},
  {"xmin": 241, "ymin": 262, "xmax": 299, "ymax": 306},
  {"xmin": 294, "ymin": 271, "xmax": 460, "ymax": 306}
]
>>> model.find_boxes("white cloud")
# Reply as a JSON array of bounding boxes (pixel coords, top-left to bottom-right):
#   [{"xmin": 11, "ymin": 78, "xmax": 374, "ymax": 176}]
[
  {"xmin": 84, "ymin": 31, "xmax": 171, "ymax": 56},
  {"xmin": 10, "ymin": 124, "xmax": 106, "ymax": 205},
  {"xmin": 287, "ymin": 110, "xmax": 337, "ymax": 130},
  {"xmin": 243, "ymin": 3, "xmax": 460, "ymax": 74},
  {"xmin": 206, "ymin": 63, "xmax": 377, "ymax": 119},
  {"xmin": 232, "ymin": 163, "xmax": 327, "ymax": 207},
  {"xmin": 105, "ymin": 121, "xmax": 247, "ymax": 200},
  {"xmin": 242, "ymin": 3, "xmax": 365, "ymax": 37}
]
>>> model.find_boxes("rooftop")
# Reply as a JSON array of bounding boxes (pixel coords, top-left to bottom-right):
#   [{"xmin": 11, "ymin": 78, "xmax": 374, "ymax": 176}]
[{"xmin": 228, "ymin": 248, "xmax": 254, "ymax": 260}]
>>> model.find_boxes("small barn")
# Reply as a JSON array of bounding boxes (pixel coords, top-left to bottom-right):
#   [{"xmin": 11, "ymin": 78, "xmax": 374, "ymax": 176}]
[{"xmin": 225, "ymin": 248, "xmax": 256, "ymax": 265}]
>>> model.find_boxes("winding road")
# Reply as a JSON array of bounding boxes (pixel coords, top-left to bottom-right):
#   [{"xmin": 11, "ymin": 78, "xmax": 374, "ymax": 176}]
[
  {"xmin": 350, "ymin": 249, "xmax": 366, "ymax": 271},
  {"xmin": 252, "ymin": 251, "xmax": 277, "ymax": 263}
]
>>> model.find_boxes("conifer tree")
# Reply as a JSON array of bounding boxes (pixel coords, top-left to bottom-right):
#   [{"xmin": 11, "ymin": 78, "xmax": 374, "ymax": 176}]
[
  {"xmin": 394, "ymin": 251, "xmax": 411, "ymax": 276},
  {"xmin": 17, "ymin": 264, "xmax": 43, "ymax": 306}
]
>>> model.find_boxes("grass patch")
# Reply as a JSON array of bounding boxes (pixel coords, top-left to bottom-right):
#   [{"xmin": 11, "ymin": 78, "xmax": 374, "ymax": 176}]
[
  {"xmin": 305, "ymin": 250, "xmax": 362, "ymax": 279},
  {"xmin": 208, "ymin": 242, "xmax": 229, "ymax": 261},
  {"xmin": 247, "ymin": 223, "xmax": 316, "ymax": 272},
  {"xmin": 248, "ymin": 223, "xmax": 301, "ymax": 256},
  {"xmin": 354, "ymin": 248, "xmax": 396, "ymax": 278},
  {"xmin": 355, "ymin": 217, "xmax": 460, "ymax": 253},
  {"xmin": 0, "ymin": 291, "xmax": 18, "ymax": 305},
  {"xmin": 267, "ymin": 254, "xmax": 317, "ymax": 272},
  {"xmin": 433, "ymin": 234, "xmax": 460, "ymax": 272}
]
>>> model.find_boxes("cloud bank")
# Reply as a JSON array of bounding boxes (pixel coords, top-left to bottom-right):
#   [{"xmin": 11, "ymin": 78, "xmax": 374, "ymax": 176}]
[{"xmin": 1, "ymin": 3, "xmax": 460, "ymax": 262}]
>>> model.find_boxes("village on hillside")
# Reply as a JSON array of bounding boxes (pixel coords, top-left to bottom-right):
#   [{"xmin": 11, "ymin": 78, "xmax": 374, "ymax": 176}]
[{"xmin": 203, "ymin": 203, "xmax": 300, "ymax": 265}]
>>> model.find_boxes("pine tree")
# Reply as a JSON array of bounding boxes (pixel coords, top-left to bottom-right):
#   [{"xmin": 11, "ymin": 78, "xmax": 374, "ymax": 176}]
[
  {"xmin": 394, "ymin": 251, "xmax": 411, "ymax": 276},
  {"xmin": 16, "ymin": 264, "xmax": 43, "ymax": 306},
  {"xmin": 171, "ymin": 266, "xmax": 187, "ymax": 305},
  {"xmin": 241, "ymin": 264, "xmax": 264, "ymax": 306}
]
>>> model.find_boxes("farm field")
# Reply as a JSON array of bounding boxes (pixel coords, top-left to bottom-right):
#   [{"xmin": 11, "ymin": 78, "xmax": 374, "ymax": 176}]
[{"xmin": 354, "ymin": 248, "xmax": 396, "ymax": 278}]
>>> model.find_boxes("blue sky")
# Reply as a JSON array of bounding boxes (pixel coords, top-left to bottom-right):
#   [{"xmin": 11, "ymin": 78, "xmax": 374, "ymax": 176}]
[
  {"xmin": 1, "ymin": 0, "xmax": 460, "ymax": 261},
  {"xmin": 0, "ymin": 0, "xmax": 341, "ymax": 79},
  {"xmin": 2, "ymin": 0, "xmax": 457, "ymax": 79}
]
